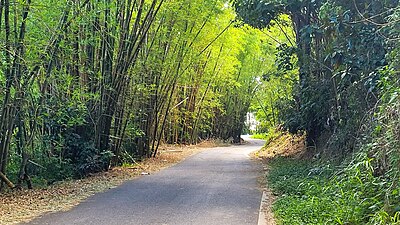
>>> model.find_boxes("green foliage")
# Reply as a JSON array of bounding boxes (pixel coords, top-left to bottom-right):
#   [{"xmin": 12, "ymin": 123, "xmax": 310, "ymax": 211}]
[
  {"xmin": 64, "ymin": 133, "xmax": 113, "ymax": 177},
  {"xmin": 236, "ymin": 0, "xmax": 399, "ymax": 153},
  {"xmin": 234, "ymin": 0, "xmax": 284, "ymax": 29},
  {"xmin": 235, "ymin": 0, "xmax": 400, "ymax": 224},
  {"xmin": 268, "ymin": 156, "xmax": 400, "ymax": 224},
  {"xmin": 37, "ymin": 157, "xmax": 75, "ymax": 185},
  {"xmin": 263, "ymin": 6, "xmax": 400, "ymax": 222},
  {"xmin": 275, "ymin": 43, "xmax": 297, "ymax": 72},
  {"xmin": 251, "ymin": 128, "xmax": 281, "ymax": 144},
  {"xmin": 246, "ymin": 15, "xmax": 298, "ymax": 134},
  {"xmin": 0, "ymin": 0, "xmax": 270, "ymax": 189},
  {"xmin": 251, "ymin": 133, "xmax": 269, "ymax": 140}
]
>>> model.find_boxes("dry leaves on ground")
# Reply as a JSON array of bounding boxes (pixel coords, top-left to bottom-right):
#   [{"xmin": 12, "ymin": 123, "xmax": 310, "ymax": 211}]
[
  {"xmin": 254, "ymin": 132, "xmax": 306, "ymax": 159},
  {"xmin": 0, "ymin": 141, "xmax": 223, "ymax": 225}
]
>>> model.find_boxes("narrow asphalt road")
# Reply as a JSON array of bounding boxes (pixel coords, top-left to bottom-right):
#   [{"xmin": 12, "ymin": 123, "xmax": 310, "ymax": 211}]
[{"xmin": 24, "ymin": 137, "xmax": 265, "ymax": 225}]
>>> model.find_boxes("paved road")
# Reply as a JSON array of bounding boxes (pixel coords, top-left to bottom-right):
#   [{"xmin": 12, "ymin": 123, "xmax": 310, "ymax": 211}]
[{"xmin": 25, "ymin": 137, "xmax": 265, "ymax": 225}]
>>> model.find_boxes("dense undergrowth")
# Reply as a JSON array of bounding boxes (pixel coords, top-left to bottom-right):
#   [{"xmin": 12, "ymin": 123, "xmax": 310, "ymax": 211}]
[
  {"xmin": 237, "ymin": 0, "xmax": 400, "ymax": 223},
  {"xmin": 260, "ymin": 71, "xmax": 400, "ymax": 224},
  {"xmin": 263, "ymin": 124, "xmax": 400, "ymax": 224},
  {"xmin": 268, "ymin": 156, "xmax": 400, "ymax": 224}
]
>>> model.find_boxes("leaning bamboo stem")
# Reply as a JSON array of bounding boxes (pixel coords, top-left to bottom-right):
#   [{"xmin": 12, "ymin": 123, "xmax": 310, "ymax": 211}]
[{"xmin": 0, "ymin": 171, "xmax": 15, "ymax": 189}]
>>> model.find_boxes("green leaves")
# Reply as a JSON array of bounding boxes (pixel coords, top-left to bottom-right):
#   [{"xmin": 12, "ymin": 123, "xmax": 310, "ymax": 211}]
[
  {"xmin": 268, "ymin": 156, "xmax": 400, "ymax": 224},
  {"xmin": 233, "ymin": 0, "xmax": 285, "ymax": 29},
  {"xmin": 276, "ymin": 43, "xmax": 297, "ymax": 72}
]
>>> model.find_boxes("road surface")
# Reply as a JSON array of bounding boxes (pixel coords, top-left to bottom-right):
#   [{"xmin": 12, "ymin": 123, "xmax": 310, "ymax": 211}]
[{"xmin": 25, "ymin": 137, "xmax": 265, "ymax": 225}]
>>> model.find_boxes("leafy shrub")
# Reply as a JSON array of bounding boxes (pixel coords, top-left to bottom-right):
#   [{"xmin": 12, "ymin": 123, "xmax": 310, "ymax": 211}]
[
  {"xmin": 268, "ymin": 156, "xmax": 400, "ymax": 225},
  {"xmin": 37, "ymin": 157, "xmax": 75, "ymax": 185},
  {"xmin": 64, "ymin": 133, "xmax": 113, "ymax": 177}
]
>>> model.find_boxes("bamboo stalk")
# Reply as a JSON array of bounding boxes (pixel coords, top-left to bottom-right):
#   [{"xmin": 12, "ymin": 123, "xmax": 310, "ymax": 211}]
[{"xmin": 0, "ymin": 171, "xmax": 15, "ymax": 189}]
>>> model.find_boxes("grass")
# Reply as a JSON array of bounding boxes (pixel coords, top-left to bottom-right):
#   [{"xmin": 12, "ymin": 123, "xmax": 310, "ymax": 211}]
[
  {"xmin": 268, "ymin": 157, "xmax": 342, "ymax": 224},
  {"xmin": 257, "ymin": 131, "xmax": 400, "ymax": 225},
  {"xmin": 252, "ymin": 133, "xmax": 270, "ymax": 140},
  {"xmin": 254, "ymin": 130, "xmax": 305, "ymax": 159},
  {"xmin": 252, "ymin": 130, "xmax": 281, "ymax": 143},
  {"xmin": 268, "ymin": 156, "xmax": 400, "ymax": 224}
]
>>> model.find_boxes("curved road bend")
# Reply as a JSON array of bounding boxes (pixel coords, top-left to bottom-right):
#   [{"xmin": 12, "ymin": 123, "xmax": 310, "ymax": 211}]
[{"xmin": 24, "ymin": 137, "xmax": 265, "ymax": 225}]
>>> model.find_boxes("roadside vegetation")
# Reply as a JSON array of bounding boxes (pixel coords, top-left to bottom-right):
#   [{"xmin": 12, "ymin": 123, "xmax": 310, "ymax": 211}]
[
  {"xmin": 258, "ymin": 128, "xmax": 400, "ymax": 224},
  {"xmin": 0, "ymin": 0, "xmax": 272, "ymax": 191},
  {"xmin": 235, "ymin": 0, "xmax": 400, "ymax": 224},
  {"xmin": 0, "ymin": 0, "xmax": 399, "ymax": 224}
]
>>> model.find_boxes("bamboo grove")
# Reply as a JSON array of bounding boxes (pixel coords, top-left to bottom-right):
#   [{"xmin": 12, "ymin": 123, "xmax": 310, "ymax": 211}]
[{"xmin": 0, "ymin": 0, "xmax": 271, "ymax": 189}]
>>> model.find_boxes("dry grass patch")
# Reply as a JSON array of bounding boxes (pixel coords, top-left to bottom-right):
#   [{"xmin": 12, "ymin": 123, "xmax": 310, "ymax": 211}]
[
  {"xmin": 255, "ymin": 131, "xmax": 306, "ymax": 159},
  {"xmin": 0, "ymin": 141, "xmax": 220, "ymax": 225}
]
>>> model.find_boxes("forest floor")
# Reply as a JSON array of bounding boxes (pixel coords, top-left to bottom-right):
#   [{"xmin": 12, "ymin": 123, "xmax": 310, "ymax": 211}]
[{"xmin": 0, "ymin": 140, "xmax": 228, "ymax": 225}]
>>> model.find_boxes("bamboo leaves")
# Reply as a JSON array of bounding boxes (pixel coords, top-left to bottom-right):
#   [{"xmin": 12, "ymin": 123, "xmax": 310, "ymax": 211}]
[{"xmin": 0, "ymin": 0, "xmax": 269, "ymax": 189}]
